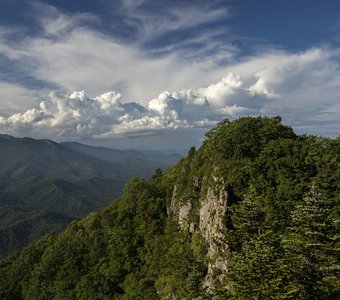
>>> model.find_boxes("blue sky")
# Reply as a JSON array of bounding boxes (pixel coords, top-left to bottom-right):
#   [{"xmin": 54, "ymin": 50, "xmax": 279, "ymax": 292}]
[{"xmin": 0, "ymin": 0, "xmax": 339, "ymax": 149}]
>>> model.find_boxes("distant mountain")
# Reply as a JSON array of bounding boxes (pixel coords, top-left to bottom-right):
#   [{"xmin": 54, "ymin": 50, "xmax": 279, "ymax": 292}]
[
  {"xmin": 60, "ymin": 141, "xmax": 181, "ymax": 176},
  {"xmin": 1, "ymin": 117, "xmax": 338, "ymax": 299},
  {"xmin": 0, "ymin": 134, "xmax": 181, "ymax": 257}
]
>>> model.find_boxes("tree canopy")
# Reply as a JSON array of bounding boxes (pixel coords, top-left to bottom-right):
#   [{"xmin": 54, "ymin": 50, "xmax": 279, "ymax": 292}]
[{"xmin": 0, "ymin": 116, "xmax": 339, "ymax": 299}]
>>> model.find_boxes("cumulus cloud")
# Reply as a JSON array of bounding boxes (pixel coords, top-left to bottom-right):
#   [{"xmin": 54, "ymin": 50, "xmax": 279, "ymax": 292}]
[
  {"xmin": 1, "ymin": 45, "xmax": 340, "ymax": 141},
  {"xmin": 246, "ymin": 48, "xmax": 332, "ymax": 99},
  {"xmin": 199, "ymin": 73, "xmax": 243, "ymax": 107},
  {"xmin": 0, "ymin": 3, "xmax": 340, "ymax": 143},
  {"xmin": 0, "ymin": 74, "xmax": 251, "ymax": 140},
  {"xmin": 248, "ymin": 78, "xmax": 279, "ymax": 99}
]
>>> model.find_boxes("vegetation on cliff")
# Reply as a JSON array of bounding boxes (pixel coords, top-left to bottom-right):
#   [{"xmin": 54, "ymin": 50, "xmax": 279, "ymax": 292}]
[{"xmin": 0, "ymin": 116, "xmax": 339, "ymax": 299}]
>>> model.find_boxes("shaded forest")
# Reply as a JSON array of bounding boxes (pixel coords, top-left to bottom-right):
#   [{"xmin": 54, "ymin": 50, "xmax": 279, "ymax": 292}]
[
  {"xmin": 0, "ymin": 135, "xmax": 180, "ymax": 258},
  {"xmin": 0, "ymin": 116, "xmax": 339, "ymax": 299}
]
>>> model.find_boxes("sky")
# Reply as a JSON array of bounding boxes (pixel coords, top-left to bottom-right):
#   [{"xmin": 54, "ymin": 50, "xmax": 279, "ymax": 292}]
[{"xmin": 0, "ymin": 0, "xmax": 339, "ymax": 150}]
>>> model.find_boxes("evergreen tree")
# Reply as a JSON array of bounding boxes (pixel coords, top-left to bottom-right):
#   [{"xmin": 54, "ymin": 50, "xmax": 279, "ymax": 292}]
[
  {"xmin": 281, "ymin": 185, "xmax": 340, "ymax": 299},
  {"xmin": 0, "ymin": 117, "xmax": 338, "ymax": 299},
  {"xmin": 226, "ymin": 231, "xmax": 285, "ymax": 300},
  {"xmin": 221, "ymin": 192, "xmax": 286, "ymax": 299}
]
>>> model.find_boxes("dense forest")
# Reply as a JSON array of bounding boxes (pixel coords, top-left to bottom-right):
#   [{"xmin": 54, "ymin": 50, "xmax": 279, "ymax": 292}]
[
  {"xmin": 0, "ymin": 135, "xmax": 180, "ymax": 258},
  {"xmin": 0, "ymin": 116, "xmax": 339, "ymax": 299}
]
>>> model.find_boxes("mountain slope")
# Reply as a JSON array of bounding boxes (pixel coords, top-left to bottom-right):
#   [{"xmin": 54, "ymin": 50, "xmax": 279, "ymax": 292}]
[
  {"xmin": 0, "ymin": 117, "xmax": 338, "ymax": 299},
  {"xmin": 0, "ymin": 135, "xmax": 179, "ymax": 257},
  {"xmin": 60, "ymin": 141, "xmax": 181, "ymax": 177},
  {"xmin": 0, "ymin": 135, "xmax": 126, "ymax": 182}
]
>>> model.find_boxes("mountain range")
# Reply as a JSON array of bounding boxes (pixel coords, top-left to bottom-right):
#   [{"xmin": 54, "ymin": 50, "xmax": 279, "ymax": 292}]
[
  {"xmin": 0, "ymin": 134, "xmax": 181, "ymax": 257},
  {"xmin": 1, "ymin": 116, "xmax": 338, "ymax": 299}
]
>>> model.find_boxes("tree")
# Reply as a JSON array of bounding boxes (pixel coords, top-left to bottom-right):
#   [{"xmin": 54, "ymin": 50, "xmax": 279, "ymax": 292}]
[
  {"xmin": 225, "ymin": 231, "xmax": 285, "ymax": 300},
  {"xmin": 281, "ymin": 185, "xmax": 340, "ymax": 299},
  {"xmin": 221, "ymin": 192, "xmax": 286, "ymax": 299}
]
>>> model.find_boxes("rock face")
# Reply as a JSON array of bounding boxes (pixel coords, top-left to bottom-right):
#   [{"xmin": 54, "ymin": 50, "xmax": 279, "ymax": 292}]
[
  {"xmin": 168, "ymin": 184, "xmax": 195, "ymax": 232},
  {"xmin": 169, "ymin": 175, "xmax": 229, "ymax": 289},
  {"xmin": 179, "ymin": 202, "xmax": 192, "ymax": 228},
  {"xmin": 199, "ymin": 180, "xmax": 229, "ymax": 288}
]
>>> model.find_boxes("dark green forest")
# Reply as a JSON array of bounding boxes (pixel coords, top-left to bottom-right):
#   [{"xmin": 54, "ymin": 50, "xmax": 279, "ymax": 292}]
[
  {"xmin": 0, "ymin": 135, "xmax": 180, "ymax": 258},
  {"xmin": 0, "ymin": 116, "xmax": 339, "ymax": 299}
]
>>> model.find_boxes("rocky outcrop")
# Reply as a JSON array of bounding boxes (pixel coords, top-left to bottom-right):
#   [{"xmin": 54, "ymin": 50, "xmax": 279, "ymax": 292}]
[
  {"xmin": 178, "ymin": 202, "xmax": 192, "ymax": 227},
  {"xmin": 168, "ymin": 184, "xmax": 195, "ymax": 232},
  {"xmin": 199, "ymin": 180, "xmax": 229, "ymax": 288},
  {"xmin": 169, "ymin": 175, "xmax": 229, "ymax": 290}
]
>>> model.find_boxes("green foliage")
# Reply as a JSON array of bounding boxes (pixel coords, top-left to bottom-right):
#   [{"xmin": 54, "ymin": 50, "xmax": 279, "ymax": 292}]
[
  {"xmin": 281, "ymin": 186, "xmax": 340, "ymax": 299},
  {"xmin": 222, "ymin": 192, "xmax": 285, "ymax": 299},
  {"xmin": 0, "ymin": 135, "xmax": 179, "ymax": 258},
  {"xmin": 202, "ymin": 116, "xmax": 295, "ymax": 160},
  {"xmin": 155, "ymin": 223, "xmax": 206, "ymax": 299},
  {"xmin": 0, "ymin": 117, "xmax": 338, "ymax": 299},
  {"xmin": 226, "ymin": 231, "xmax": 285, "ymax": 300},
  {"xmin": 0, "ymin": 236, "xmax": 53, "ymax": 300}
]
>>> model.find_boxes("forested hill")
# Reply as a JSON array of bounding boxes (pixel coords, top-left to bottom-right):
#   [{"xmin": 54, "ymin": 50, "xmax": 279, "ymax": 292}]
[
  {"xmin": 0, "ymin": 116, "xmax": 339, "ymax": 299},
  {"xmin": 0, "ymin": 135, "xmax": 180, "ymax": 258}
]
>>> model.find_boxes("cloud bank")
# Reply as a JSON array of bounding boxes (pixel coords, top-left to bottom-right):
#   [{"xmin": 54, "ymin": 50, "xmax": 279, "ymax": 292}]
[
  {"xmin": 0, "ymin": 1, "xmax": 339, "ymax": 145},
  {"xmin": 1, "ymin": 46, "xmax": 340, "ymax": 141},
  {"xmin": 0, "ymin": 73, "xmax": 248, "ymax": 139}
]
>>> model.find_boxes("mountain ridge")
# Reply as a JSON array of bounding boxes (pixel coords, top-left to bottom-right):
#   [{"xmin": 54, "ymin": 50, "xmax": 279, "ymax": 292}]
[
  {"xmin": 0, "ymin": 116, "xmax": 338, "ymax": 299},
  {"xmin": 0, "ymin": 134, "xmax": 181, "ymax": 257}
]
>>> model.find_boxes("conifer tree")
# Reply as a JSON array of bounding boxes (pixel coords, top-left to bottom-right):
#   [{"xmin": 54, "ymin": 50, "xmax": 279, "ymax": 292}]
[
  {"xmin": 221, "ymin": 192, "xmax": 286, "ymax": 299},
  {"xmin": 281, "ymin": 185, "xmax": 340, "ymax": 299}
]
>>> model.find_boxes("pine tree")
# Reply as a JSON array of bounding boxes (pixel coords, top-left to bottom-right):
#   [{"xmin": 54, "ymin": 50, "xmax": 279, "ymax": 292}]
[
  {"xmin": 281, "ymin": 185, "xmax": 340, "ymax": 299},
  {"xmin": 220, "ymin": 192, "xmax": 286, "ymax": 299},
  {"xmin": 226, "ymin": 231, "xmax": 286, "ymax": 300}
]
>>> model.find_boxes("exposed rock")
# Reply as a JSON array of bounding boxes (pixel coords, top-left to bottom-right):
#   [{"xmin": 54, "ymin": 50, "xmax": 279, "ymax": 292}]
[
  {"xmin": 167, "ymin": 184, "xmax": 178, "ymax": 217},
  {"xmin": 199, "ymin": 183, "xmax": 229, "ymax": 289},
  {"xmin": 169, "ymin": 185, "xmax": 195, "ymax": 232},
  {"xmin": 169, "ymin": 176, "xmax": 230, "ymax": 290},
  {"xmin": 178, "ymin": 201, "xmax": 192, "ymax": 227}
]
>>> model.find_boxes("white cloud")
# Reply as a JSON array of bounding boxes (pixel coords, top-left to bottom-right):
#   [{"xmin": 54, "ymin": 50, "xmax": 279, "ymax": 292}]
[
  {"xmin": 0, "ymin": 2, "xmax": 235, "ymax": 104},
  {"xmin": 0, "ymin": 3, "xmax": 340, "ymax": 144},
  {"xmin": 198, "ymin": 73, "xmax": 243, "ymax": 107},
  {"xmin": 31, "ymin": 2, "xmax": 99, "ymax": 38},
  {"xmin": 0, "ymin": 74, "xmax": 250, "ymax": 140},
  {"xmin": 248, "ymin": 78, "xmax": 279, "ymax": 99},
  {"xmin": 120, "ymin": 0, "xmax": 229, "ymax": 41},
  {"xmin": 0, "ymin": 81, "xmax": 43, "ymax": 112},
  {"xmin": 218, "ymin": 105, "xmax": 250, "ymax": 115},
  {"xmin": 1, "ymin": 44, "xmax": 340, "ymax": 141}
]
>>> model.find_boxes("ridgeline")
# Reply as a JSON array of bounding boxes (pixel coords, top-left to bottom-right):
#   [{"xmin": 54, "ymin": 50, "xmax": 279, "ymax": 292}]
[{"xmin": 0, "ymin": 116, "xmax": 339, "ymax": 299}]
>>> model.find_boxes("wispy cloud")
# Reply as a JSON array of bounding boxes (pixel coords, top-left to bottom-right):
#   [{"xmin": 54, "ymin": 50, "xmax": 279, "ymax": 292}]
[
  {"xmin": 32, "ymin": 2, "xmax": 99, "ymax": 38},
  {"xmin": 119, "ymin": 0, "xmax": 235, "ymax": 63},
  {"xmin": 1, "ymin": 44, "xmax": 340, "ymax": 140},
  {"xmin": 120, "ymin": 0, "xmax": 229, "ymax": 39},
  {"xmin": 0, "ymin": 1, "xmax": 339, "ymax": 144},
  {"xmin": 0, "ymin": 81, "xmax": 45, "ymax": 113},
  {"xmin": 0, "ymin": 2, "xmax": 236, "ymax": 102}
]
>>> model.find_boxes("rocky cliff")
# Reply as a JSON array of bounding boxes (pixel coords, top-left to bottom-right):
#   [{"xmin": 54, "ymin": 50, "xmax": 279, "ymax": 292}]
[
  {"xmin": 1, "ymin": 116, "xmax": 338, "ymax": 299},
  {"xmin": 169, "ymin": 173, "xmax": 230, "ymax": 289}
]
